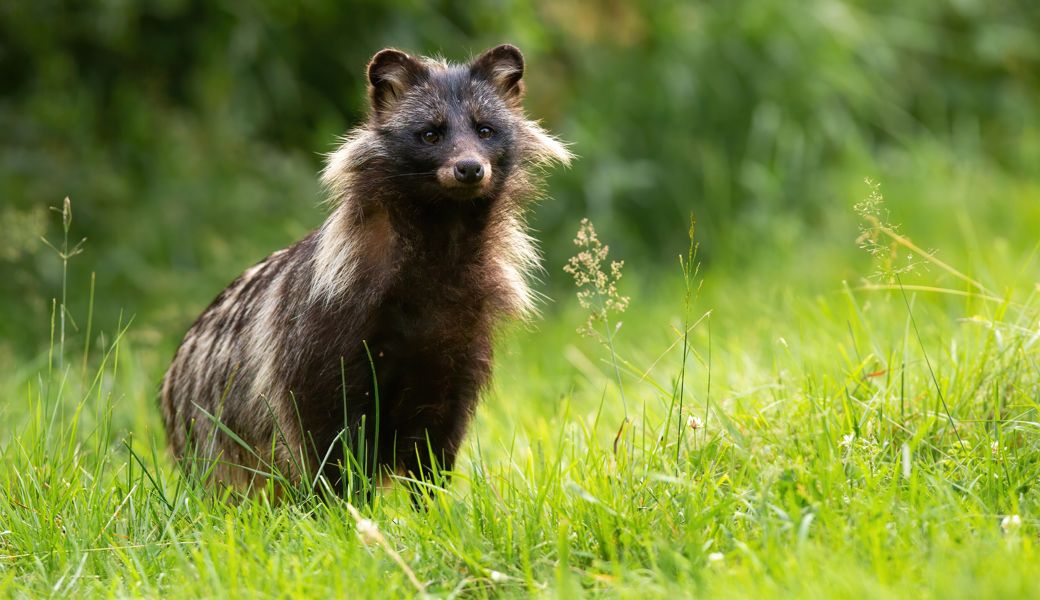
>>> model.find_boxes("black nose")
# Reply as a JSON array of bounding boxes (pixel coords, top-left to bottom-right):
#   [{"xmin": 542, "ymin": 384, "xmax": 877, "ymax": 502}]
[{"xmin": 454, "ymin": 159, "xmax": 484, "ymax": 184}]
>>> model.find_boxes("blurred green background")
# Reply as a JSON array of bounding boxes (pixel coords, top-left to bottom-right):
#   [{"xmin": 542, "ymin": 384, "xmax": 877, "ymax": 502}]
[{"xmin": 2, "ymin": 0, "xmax": 1039, "ymax": 359}]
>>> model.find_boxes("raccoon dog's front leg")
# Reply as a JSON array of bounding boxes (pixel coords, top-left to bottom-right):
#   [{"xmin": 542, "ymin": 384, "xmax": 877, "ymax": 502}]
[{"xmin": 393, "ymin": 390, "xmax": 477, "ymax": 506}]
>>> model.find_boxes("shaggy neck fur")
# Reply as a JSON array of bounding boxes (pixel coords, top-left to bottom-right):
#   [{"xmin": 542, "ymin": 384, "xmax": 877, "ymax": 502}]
[{"xmin": 312, "ymin": 102, "xmax": 571, "ymax": 316}]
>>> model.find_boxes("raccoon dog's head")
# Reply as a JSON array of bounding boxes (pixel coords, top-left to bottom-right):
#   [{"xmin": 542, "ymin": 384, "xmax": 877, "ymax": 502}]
[{"xmin": 324, "ymin": 45, "xmax": 570, "ymax": 206}]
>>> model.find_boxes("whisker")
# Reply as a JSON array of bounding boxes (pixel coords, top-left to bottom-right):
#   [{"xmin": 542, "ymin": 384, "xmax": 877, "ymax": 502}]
[
  {"xmin": 370, "ymin": 171, "xmax": 438, "ymax": 182},
  {"xmin": 336, "ymin": 170, "xmax": 437, "ymax": 186}
]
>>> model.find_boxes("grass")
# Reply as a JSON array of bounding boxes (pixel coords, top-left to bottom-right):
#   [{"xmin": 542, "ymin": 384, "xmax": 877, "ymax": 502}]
[{"xmin": 2, "ymin": 182, "xmax": 1040, "ymax": 599}]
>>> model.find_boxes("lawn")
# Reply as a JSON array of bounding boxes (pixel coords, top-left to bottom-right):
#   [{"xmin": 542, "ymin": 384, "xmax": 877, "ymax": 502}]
[{"xmin": 2, "ymin": 169, "xmax": 1040, "ymax": 599}]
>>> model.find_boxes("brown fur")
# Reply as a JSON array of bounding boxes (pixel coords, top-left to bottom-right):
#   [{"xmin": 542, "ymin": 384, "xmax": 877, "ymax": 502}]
[{"xmin": 159, "ymin": 45, "xmax": 571, "ymax": 499}]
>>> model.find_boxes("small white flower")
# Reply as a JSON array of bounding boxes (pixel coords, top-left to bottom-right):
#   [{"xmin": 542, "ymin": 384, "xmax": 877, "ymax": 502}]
[
  {"xmin": 1001, "ymin": 514, "xmax": 1022, "ymax": 533},
  {"xmin": 839, "ymin": 433, "xmax": 856, "ymax": 448},
  {"xmin": 687, "ymin": 415, "xmax": 705, "ymax": 430},
  {"xmin": 707, "ymin": 552, "xmax": 724, "ymax": 563},
  {"xmin": 356, "ymin": 519, "xmax": 376, "ymax": 535},
  {"xmin": 489, "ymin": 570, "xmax": 508, "ymax": 583},
  {"xmin": 991, "ymin": 441, "xmax": 1002, "ymax": 458}
]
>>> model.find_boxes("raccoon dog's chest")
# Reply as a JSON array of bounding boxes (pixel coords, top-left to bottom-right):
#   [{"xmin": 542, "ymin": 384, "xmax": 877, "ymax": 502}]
[{"xmin": 365, "ymin": 209, "xmax": 492, "ymax": 390}]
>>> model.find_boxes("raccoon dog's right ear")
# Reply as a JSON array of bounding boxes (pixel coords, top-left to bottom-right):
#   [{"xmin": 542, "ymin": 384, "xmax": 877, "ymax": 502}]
[{"xmin": 367, "ymin": 49, "xmax": 426, "ymax": 116}]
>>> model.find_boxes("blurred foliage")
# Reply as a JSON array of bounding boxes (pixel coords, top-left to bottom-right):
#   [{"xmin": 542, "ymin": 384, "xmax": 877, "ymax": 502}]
[{"xmin": 1, "ymin": 0, "xmax": 1039, "ymax": 354}]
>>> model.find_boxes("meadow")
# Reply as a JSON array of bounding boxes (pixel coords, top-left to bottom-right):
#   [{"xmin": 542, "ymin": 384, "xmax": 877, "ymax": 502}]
[
  {"xmin": 3, "ymin": 1, "xmax": 1040, "ymax": 597},
  {"xmin": 2, "ymin": 163, "xmax": 1040, "ymax": 598}
]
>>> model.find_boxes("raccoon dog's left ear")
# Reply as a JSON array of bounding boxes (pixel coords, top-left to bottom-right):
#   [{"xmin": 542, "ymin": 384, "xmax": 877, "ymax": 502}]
[
  {"xmin": 368, "ymin": 49, "xmax": 427, "ymax": 117},
  {"xmin": 471, "ymin": 44, "xmax": 525, "ymax": 102}
]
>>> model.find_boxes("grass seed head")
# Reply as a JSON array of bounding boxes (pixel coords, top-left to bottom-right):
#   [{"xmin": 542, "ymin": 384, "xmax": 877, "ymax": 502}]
[
  {"xmin": 855, "ymin": 179, "xmax": 933, "ymax": 283},
  {"xmin": 564, "ymin": 219, "xmax": 630, "ymax": 337}
]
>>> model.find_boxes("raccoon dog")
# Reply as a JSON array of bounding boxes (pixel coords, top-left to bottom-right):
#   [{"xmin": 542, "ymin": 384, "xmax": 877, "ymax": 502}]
[{"xmin": 160, "ymin": 44, "xmax": 571, "ymax": 499}]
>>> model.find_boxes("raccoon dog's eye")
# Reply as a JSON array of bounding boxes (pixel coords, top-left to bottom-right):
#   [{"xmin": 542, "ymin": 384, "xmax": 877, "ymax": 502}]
[
  {"xmin": 477, "ymin": 126, "xmax": 493, "ymax": 139},
  {"xmin": 422, "ymin": 131, "xmax": 440, "ymax": 144}
]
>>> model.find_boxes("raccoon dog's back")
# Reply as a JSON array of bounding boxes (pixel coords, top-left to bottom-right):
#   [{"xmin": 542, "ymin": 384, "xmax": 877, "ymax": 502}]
[{"xmin": 159, "ymin": 44, "xmax": 571, "ymax": 497}]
